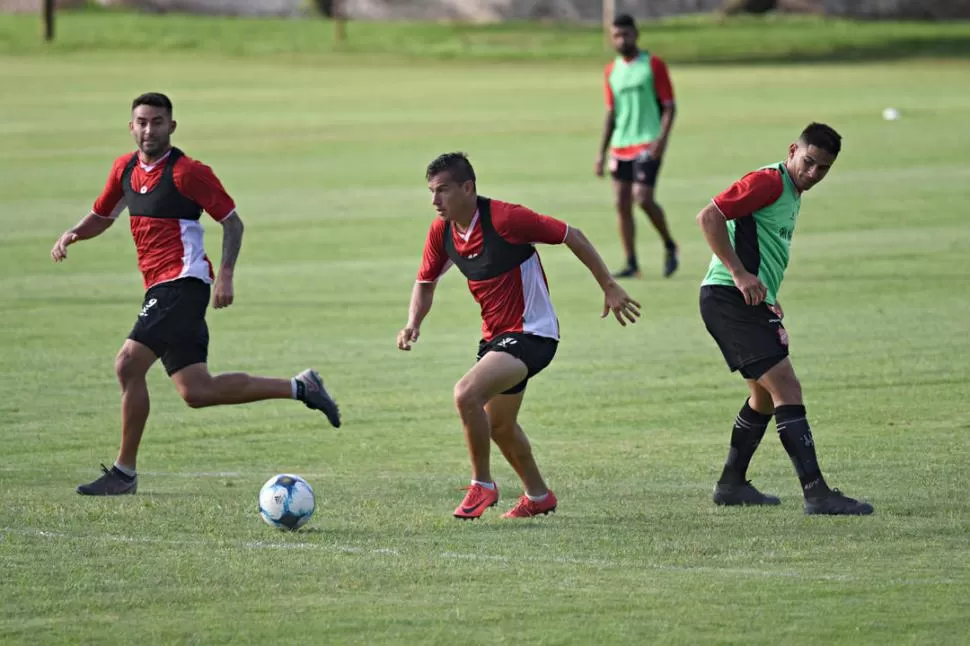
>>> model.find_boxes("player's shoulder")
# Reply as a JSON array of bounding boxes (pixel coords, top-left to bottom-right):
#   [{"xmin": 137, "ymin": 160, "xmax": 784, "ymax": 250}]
[
  {"xmin": 489, "ymin": 198, "xmax": 531, "ymax": 215},
  {"xmin": 648, "ymin": 53, "xmax": 670, "ymax": 69},
  {"xmin": 426, "ymin": 216, "xmax": 447, "ymax": 237},
  {"xmin": 172, "ymin": 150, "xmax": 221, "ymax": 179},
  {"xmin": 740, "ymin": 167, "xmax": 784, "ymax": 186},
  {"xmin": 110, "ymin": 151, "xmax": 137, "ymax": 171},
  {"xmin": 173, "ymin": 150, "xmax": 208, "ymax": 171}
]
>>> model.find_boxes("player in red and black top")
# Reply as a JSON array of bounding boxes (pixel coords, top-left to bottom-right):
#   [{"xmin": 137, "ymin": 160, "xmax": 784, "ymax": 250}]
[
  {"xmin": 50, "ymin": 93, "xmax": 341, "ymax": 496},
  {"xmin": 397, "ymin": 153, "xmax": 641, "ymax": 519}
]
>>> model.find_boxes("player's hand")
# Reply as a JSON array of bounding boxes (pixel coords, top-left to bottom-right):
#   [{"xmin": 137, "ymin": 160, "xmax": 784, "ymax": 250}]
[
  {"xmin": 51, "ymin": 232, "xmax": 78, "ymax": 262},
  {"xmin": 733, "ymin": 270, "xmax": 767, "ymax": 306},
  {"xmin": 594, "ymin": 155, "xmax": 605, "ymax": 178},
  {"xmin": 213, "ymin": 273, "xmax": 234, "ymax": 309},
  {"xmin": 397, "ymin": 325, "xmax": 420, "ymax": 351},
  {"xmin": 768, "ymin": 301, "xmax": 784, "ymax": 320},
  {"xmin": 647, "ymin": 138, "xmax": 667, "ymax": 161},
  {"xmin": 601, "ymin": 281, "xmax": 641, "ymax": 326}
]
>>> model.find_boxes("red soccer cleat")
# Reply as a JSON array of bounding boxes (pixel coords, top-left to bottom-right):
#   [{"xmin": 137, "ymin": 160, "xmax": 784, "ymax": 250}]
[
  {"xmin": 453, "ymin": 483, "xmax": 499, "ymax": 519},
  {"xmin": 502, "ymin": 490, "xmax": 558, "ymax": 518}
]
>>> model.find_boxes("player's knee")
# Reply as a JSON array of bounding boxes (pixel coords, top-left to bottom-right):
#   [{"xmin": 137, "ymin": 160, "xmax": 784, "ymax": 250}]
[
  {"xmin": 634, "ymin": 186, "xmax": 654, "ymax": 206},
  {"xmin": 768, "ymin": 374, "xmax": 802, "ymax": 406},
  {"xmin": 115, "ymin": 348, "xmax": 146, "ymax": 386},
  {"xmin": 176, "ymin": 382, "xmax": 213, "ymax": 409},
  {"xmin": 490, "ymin": 419, "xmax": 515, "ymax": 441},
  {"xmin": 453, "ymin": 379, "xmax": 484, "ymax": 414}
]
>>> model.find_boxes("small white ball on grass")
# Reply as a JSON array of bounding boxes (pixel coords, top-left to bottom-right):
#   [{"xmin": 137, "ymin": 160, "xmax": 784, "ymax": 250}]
[{"xmin": 882, "ymin": 107, "xmax": 900, "ymax": 121}]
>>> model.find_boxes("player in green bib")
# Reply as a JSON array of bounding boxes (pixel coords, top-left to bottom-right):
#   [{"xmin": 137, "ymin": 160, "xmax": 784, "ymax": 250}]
[
  {"xmin": 696, "ymin": 123, "xmax": 873, "ymax": 516},
  {"xmin": 595, "ymin": 13, "xmax": 679, "ymax": 280}
]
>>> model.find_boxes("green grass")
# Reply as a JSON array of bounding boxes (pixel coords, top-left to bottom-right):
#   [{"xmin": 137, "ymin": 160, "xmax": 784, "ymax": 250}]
[
  {"xmin": 4, "ymin": 10, "xmax": 970, "ymax": 62},
  {"xmin": 1, "ymin": 18, "xmax": 970, "ymax": 646}
]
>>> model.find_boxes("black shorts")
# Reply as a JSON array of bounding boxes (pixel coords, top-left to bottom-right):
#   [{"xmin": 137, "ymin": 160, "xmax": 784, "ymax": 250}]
[
  {"xmin": 699, "ymin": 285, "xmax": 788, "ymax": 380},
  {"xmin": 610, "ymin": 151, "xmax": 662, "ymax": 187},
  {"xmin": 476, "ymin": 332, "xmax": 558, "ymax": 395},
  {"xmin": 128, "ymin": 277, "xmax": 210, "ymax": 376}
]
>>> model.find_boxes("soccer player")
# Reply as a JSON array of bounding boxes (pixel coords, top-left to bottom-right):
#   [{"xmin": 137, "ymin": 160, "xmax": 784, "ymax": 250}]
[
  {"xmin": 398, "ymin": 152, "xmax": 640, "ymax": 519},
  {"xmin": 697, "ymin": 122, "xmax": 873, "ymax": 515},
  {"xmin": 595, "ymin": 13, "xmax": 679, "ymax": 280},
  {"xmin": 51, "ymin": 92, "xmax": 341, "ymax": 496}
]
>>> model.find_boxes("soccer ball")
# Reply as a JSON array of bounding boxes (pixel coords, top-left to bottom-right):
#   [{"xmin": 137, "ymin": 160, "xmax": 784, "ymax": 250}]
[{"xmin": 258, "ymin": 474, "xmax": 315, "ymax": 531}]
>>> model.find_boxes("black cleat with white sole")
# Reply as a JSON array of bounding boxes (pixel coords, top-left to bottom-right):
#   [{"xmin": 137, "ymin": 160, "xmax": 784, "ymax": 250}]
[{"xmin": 295, "ymin": 369, "xmax": 341, "ymax": 428}]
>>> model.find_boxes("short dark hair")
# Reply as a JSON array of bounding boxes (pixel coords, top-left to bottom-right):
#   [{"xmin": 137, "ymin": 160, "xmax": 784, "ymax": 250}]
[
  {"xmin": 132, "ymin": 92, "xmax": 173, "ymax": 116},
  {"xmin": 799, "ymin": 122, "xmax": 841, "ymax": 156},
  {"xmin": 425, "ymin": 152, "xmax": 476, "ymax": 185},
  {"xmin": 612, "ymin": 13, "xmax": 637, "ymax": 29}
]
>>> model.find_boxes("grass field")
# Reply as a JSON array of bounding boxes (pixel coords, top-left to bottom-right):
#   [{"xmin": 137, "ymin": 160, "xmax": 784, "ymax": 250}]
[{"xmin": 1, "ymin": 12, "xmax": 969, "ymax": 646}]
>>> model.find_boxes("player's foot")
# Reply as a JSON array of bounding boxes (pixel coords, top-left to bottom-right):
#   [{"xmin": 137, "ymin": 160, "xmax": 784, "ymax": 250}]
[
  {"xmin": 713, "ymin": 480, "xmax": 781, "ymax": 506},
  {"xmin": 453, "ymin": 483, "xmax": 499, "ymax": 520},
  {"xmin": 502, "ymin": 490, "xmax": 558, "ymax": 518},
  {"xmin": 611, "ymin": 265, "xmax": 641, "ymax": 279},
  {"xmin": 76, "ymin": 464, "xmax": 137, "ymax": 496},
  {"xmin": 294, "ymin": 369, "xmax": 341, "ymax": 428},
  {"xmin": 804, "ymin": 488, "xmax": 874, "ymax": 515},
  {"xmin": 663, "ymin": 245, "xmax": 679, "ymax": 278}
]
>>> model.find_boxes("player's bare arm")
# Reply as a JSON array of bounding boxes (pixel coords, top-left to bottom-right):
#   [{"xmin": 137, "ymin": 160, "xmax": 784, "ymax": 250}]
[
  {"xmin": 51, "ymin": 212, "xmax": 115, "ymax": 262},
  {"xmin": 212, "ymin": 212, "xmax": 243, "ymax": 309},
  {"xmin": 564, "ymin": 227, "xmax": 641, "ymax": 325},
  {"xmin": 696, "ymin": 202, "xmax": 767, "ymax": 305},
  {"xmin": 397, "ymin": 281, "xmax": 436, "ymax": 351},
  {"xmin": 595, "ymin": 109, "xmax": 616, "ymax": 177},
  {"xmin": 650, "ymin": 102, "xmax": 677, "ymax": 160}
]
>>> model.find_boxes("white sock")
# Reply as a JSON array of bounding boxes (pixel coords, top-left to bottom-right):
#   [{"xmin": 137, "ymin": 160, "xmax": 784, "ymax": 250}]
[
  {"xmin": 290, "ymin": 378, "xmax": 299, "ymax": 400},
  {"xmin": 526, "ymin": 492, "xmax": 549, "ymax": 502},
  {"xmin": 472, "ymin": 480, "xmax": 495, "ymax": 490},
  {"xmin": 113, "ymin": 462, "xmax": 136, "ymax": 478}
]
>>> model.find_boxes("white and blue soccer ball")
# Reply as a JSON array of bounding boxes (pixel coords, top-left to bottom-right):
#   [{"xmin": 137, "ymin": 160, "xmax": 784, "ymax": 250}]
[{"xmin": 258, "ymin": 474, "xmax": 315, "ymax": 531}]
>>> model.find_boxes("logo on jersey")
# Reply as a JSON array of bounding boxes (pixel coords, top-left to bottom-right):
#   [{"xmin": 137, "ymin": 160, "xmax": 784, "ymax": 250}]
[{"xmin": 139, "ymin": 298, "xmax": 158, "ymax": 318}]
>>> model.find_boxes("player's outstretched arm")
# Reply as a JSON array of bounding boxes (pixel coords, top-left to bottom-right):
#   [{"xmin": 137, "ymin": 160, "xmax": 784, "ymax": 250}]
[
  {"xmin": 564, "ymin": 227, "xmax": 641, "ymax": 326},
  {"xmin": 212, "ymin": 212, "xmax": 243, "ymax": 309},
  {"xmin": 397, "ymin": 281, "xmax": 436, "ymax": 351},
  {"xmin": 51, "ymin": 213, "xmax": 115, "ymax": 263},
  {"xmin": 696, "ymin": 203, "xmax": 766, "ymax": 305}
]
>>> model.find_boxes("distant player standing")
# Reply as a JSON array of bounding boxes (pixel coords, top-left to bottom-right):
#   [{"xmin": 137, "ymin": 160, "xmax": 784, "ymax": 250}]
[
  {"xmin": 51, "ymin": 92, "xmax": 341, "ymax": 496},
  {"xmin": 595, "ymin": 13, "xmax": 679, "ymax": 279},
  {"xmin": 398, "ymin": 152, "xmax": 640, "ymax": 519},
  {"xmin": 697, "ymin": 122, "xmax": 872, "ymax": 515}
]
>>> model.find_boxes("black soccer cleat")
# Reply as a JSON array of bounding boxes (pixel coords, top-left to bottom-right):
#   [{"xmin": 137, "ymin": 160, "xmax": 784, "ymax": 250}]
[
  {"xmin": 713, "ymin": 480, "xmax": 781, "ymax": 506},
  {"xmin": 663, "ymin": 246, "xmax": 679, "ymax": 278},
  {"xmin": 295, "ymin": 369, "xmax": 341, "ymax": 428},
  {"xmin": 804, "ymin": 488, "xmax": 874, "ymax": 516},
  {"xmin": 611, "ymin": 265, "xmax": 641, "ymax": 279},
  {"xmin": 77, "ymin": 464, "xmax": 137, "ymax": 496}
]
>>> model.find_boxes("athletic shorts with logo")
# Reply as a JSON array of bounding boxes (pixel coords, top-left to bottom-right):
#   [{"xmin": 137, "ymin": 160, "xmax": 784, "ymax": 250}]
[
  {"xmin": 610, "ymin": 149, "xmax": 662, "ymax": 187},
  {"xmin": 699, "ymin": 285, "xmax": 789, "ymax": 380},
  {"xmin": 476, "ymin": 332, "xmax": 558, "ymax": 395},
  {"xmin": 128, "ymin": 277, "xmax": 210, "ymax": 376}
]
